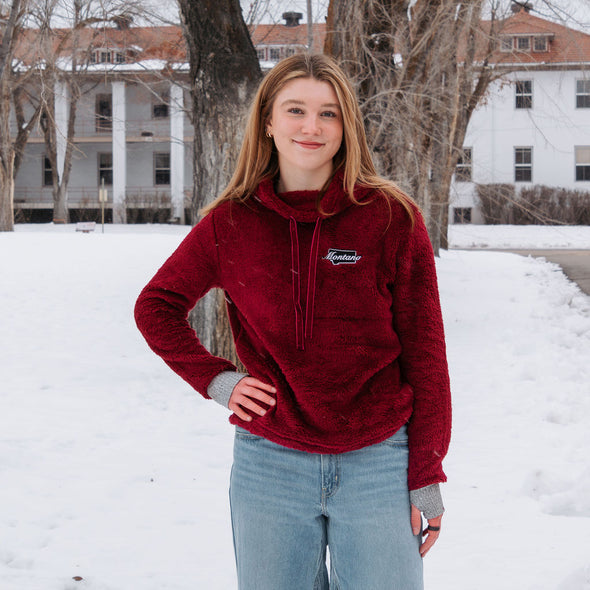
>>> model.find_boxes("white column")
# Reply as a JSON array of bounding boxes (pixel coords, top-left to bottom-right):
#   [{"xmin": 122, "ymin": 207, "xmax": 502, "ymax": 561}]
[
  {"xmin": 170, "ymin": 83, "xmax": 185, "ymax": 223},
  {"xmin": 112, "ymin": 81, "xmax": 127, "ymax": 223},
  {"xmin": 54, "ymin": 80, "xmax": 68, "ymax": 184}
]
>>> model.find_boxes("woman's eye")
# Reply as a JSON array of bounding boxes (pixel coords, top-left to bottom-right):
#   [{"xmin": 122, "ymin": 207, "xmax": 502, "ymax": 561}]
[
  {"xmin": 288, "ymin": 107, "xmax": 304, "ymax": 115},
  {"xmin": 321, "ymin": 111, "xmax": 338, "ymax": 118}
]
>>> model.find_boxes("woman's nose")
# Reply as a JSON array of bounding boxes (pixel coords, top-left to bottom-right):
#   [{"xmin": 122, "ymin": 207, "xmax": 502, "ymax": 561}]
[{"xmin": 301, "ymin": 115, "xmax": 321, "ymax": 135}]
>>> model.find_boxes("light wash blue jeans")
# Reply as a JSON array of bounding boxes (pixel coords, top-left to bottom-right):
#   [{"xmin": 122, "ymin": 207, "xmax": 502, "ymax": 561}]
[{"xmin": 229, "ymin": 425, "xmax": 423, "ymax": 590}]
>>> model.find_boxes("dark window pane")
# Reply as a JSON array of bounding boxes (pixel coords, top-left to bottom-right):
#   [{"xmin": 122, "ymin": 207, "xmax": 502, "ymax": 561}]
[
  {"xmin": 516, "ymin": 95, "xmax": 532, "ymax": 109},
  {"xmin": 453, "ymin": 208, "xmax": 472, "ymax": 224},
  {"xmin": 576, "ymin": 165, "xmax": 590, "ymax": 181},
  {"xmin": 153, "ymin": 104, "xmax": 169, "ymax": 118},
  {"xmin": 515, "ymin": 168, "xmax": 532, "ymax": 182},
  {"xmin": 99, "ymin": 170, "xmax": 113, "ymax": 185},
  {"xmin": 155, "ymin": 170, "xmax": 171, "ymax": 185},
  {"xmin": 43, "ymin": 156, "xmax": 53, "ymax": 186},
  {"xmin": 155, "ymin": 153, "xmax": 170, "ymax": 168},
  {"xmin": 515, "ymin": 149, "xmax": 531, "ymax": 164}
]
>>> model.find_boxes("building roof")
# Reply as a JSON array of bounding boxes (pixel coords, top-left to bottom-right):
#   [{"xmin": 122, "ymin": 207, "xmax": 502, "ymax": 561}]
[
  {"xmin": 11, "ymin": 9, "xmax": 590, "ymax": 73},
  {"xmin": 14, "ymin": 25, "xmax": 186, "ymax": 66},
  {"xmin": 485, "ymin": 9, "xmax": 590, "ymax": 66}
]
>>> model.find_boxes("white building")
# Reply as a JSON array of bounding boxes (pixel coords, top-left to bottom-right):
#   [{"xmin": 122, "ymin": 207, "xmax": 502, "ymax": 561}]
[
  {"xmin": 451, "ymin": 4, "xmax": 590, "ymax": 224},
  {"xmin": 11, "ymin": 7, "xmax": 589, "ymax": 225},
  {"xmin": 11, "ymin": 15, "xmax": 325, "ymax": 223}
]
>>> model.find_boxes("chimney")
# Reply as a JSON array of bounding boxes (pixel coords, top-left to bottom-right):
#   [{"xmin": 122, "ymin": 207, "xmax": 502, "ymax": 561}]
[
  {"xmin": 282, "ymin": 12, "xmax": 303, "ymax": 27},
  {"xmin": 113, "ymin": 14, "xmax": 133, "ymax": 30},
  {"xmin": 511, "ymin": 1, "xmax": 533, "ymax": 13}
]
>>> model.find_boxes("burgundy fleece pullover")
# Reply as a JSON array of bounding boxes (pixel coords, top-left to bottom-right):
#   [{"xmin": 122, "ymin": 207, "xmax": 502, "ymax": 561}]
[{"xmin": 134, "ymin": 173, "xmax": 452, "ymax": 491}]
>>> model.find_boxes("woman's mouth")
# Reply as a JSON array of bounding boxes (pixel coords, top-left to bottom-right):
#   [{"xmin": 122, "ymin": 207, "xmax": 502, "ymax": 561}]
[{"xmin": 293, "ymin": 140, "xmax": 324, "ymax": 149}]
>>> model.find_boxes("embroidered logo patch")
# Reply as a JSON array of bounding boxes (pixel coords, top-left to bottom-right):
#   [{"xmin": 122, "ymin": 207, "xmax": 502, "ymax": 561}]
[{"xmin": 323, "ymin": 248, "xmax": 362, "ymax": 265}]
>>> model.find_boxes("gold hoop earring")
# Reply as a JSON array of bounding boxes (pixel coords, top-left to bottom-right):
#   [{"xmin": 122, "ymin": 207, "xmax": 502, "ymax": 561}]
[{"xmin": 266, "ymin": 131, "xmax": 272, "ymax": 138}]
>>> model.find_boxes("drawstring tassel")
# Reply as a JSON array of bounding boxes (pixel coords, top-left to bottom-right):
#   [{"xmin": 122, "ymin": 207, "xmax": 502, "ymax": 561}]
[{"xmin": 290, "ymin": 216, "xmax": 323, "ymax": 351}]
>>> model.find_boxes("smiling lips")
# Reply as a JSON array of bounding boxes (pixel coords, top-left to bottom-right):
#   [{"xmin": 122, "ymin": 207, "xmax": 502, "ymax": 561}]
[{"xmin": 293, "ymin": 140, "xmax": 324, "ymax": 149}]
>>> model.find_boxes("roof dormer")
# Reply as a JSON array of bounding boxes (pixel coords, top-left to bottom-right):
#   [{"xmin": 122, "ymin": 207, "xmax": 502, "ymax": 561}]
[{"xmin": 500, "ymin": 33, "xmax": 554, "ymax": 53}]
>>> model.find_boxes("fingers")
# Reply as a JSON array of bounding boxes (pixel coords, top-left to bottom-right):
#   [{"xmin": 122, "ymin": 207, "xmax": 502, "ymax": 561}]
[
  {"xmin": 228, "ymin": 377, "xmax": 277, "ymax": 422},
  {"xmin": 419, "ymin": 514, "xmax": 442, "ymax": 558},
  {"xmin": 410, "ymin": 504, "xmax": 422, "ymax": 536}
]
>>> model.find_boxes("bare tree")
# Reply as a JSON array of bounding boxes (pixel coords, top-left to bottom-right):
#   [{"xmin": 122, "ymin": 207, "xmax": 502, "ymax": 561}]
[
  {"xmin": 177, "ymin": 0, "xmax": 261, "ymax": 360},
  {"xmin": 325, "ymin": 0, "xmax": 503, "ymax": 254},
  {"xmin": 0, "ymin": 0, "xmax": 38, "ymax": 231}
]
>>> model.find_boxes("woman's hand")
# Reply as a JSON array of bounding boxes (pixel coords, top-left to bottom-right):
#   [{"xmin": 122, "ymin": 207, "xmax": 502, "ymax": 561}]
[
  {"xmin": 411, "ymin": 504, "xmax": 442, "ymax": 557},
  {"xmin": 228, "ymin": 377, "xmax": 276, "ymax": 421}
]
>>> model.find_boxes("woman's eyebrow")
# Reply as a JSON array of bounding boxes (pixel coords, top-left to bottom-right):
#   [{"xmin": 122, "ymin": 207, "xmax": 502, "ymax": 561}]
[{"xmin": 280, "ymin": 99, "xmax": 341, "ymax": 109}]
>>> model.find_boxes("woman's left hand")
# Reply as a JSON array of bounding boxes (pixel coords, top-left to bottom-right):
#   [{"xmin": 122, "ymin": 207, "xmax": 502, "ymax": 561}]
[{"xmin": 411, "ymin": 504, "xmax": 442, "ymax": 557}]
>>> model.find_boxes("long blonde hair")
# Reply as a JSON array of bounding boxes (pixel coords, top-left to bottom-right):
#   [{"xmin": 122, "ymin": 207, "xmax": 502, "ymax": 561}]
[{"xmin": 201, "ymin": 53, "xmax": 415, "ymax": 223}]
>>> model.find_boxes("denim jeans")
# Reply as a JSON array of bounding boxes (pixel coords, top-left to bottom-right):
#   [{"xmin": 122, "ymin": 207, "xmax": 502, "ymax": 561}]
[{"xmin": 229, "ymin": 425, "xmax": 423, "ymax": 590}]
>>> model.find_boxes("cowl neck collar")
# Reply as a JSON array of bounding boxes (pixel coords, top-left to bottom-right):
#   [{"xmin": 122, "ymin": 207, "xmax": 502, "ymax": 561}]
[{"xmin": 255, "ymin": 170, "xmax": 371, "ymax": 223}]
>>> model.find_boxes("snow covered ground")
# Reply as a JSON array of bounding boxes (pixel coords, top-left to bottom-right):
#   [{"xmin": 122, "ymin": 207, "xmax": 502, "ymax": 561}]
[{"xmin": 1, "ymin": 223, "xmax": 589, "ymax": 590}]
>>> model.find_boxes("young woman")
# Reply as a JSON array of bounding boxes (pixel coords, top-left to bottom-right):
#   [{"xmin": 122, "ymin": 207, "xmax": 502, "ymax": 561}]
[{"xmin": 135, "ymin": 53, "xmax": 451, "ymax": 590}]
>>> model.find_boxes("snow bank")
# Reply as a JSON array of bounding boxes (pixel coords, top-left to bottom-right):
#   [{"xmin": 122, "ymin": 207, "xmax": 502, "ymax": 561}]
[
  {"xmin": 449, "ymin": 224, "xmax": 590, "ymax": 249},
  {"xmin": 1, "ymin": 224, "xmax": 589, "ymax": 589}
]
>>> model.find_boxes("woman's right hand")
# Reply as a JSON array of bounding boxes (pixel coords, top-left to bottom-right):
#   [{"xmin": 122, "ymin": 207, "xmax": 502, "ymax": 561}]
[{"xmin": 228, "ymin": 377, "xmax": 277, "ymax": 421}]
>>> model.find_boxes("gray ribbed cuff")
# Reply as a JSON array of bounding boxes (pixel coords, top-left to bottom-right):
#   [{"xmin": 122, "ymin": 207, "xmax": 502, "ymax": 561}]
[
  {"xmin": 410, "ymin": 484, "xmax": 444, "ymax": 519},
  {"xmin": 207, "ymin": 371, "xmax": 248, "ymax": 408}
]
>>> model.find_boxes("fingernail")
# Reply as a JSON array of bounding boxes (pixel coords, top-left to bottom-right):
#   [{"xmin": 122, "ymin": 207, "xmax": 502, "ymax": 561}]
[
  {"xmin": 269, "ymin": 399, "xmax": 276, "ymax": 405},
  {"xmin": 259, "ymin": 410, "xmax": 266, "ymax": 416}
]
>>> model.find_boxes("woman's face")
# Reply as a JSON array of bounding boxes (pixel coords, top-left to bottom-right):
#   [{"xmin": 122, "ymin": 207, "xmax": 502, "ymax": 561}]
[{"xmin": 267, "ymin": 77, "xmax": 343, "ymax": 189}]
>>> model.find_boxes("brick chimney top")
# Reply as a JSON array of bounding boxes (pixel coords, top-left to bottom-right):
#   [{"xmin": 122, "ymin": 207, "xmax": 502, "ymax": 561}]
[
  {"xmin": 282, "ymin": 12, "xmax": 303, "ymax": 27},
  {"xmin": 511, "ymin": 1, "xmax": 533, "ymax": 13}
]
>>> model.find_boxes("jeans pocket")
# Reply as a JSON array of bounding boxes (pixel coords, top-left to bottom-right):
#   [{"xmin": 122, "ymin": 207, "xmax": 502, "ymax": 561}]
[
  {"xmin": 381, "ymin": 424, "xmax": 408, "ymax": 447},
  {"xmin": 235, "ymin": 426, "xmax": 264, "ymax": 440}
]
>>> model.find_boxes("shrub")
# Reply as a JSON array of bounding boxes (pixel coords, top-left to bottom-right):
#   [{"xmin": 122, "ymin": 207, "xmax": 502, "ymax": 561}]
[{"xmin": 476, "ymin": 184, "xmax": 590, "ymax": 225}]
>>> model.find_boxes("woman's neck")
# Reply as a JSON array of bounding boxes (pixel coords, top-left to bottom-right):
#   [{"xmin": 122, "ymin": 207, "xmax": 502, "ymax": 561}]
[{"xmin": 276, "ymin": 166, "xmax": 333, "ymax": 193}]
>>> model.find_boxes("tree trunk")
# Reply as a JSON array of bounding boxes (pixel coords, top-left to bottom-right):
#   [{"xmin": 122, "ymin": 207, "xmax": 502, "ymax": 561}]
[
  {"xmin": 0, "ymin": 160, "xmax": 15, "ymax": 232},
  {"xmin": 0, "ymin": 0, "xmax": 24, "ymax": 232},
  {"xmin": 178, "ymin": 0, "xmax": 262, "ymax": 364},
  {"xmin": 325, "ymin": 0, "xmax": 496, "ymax": 256}
]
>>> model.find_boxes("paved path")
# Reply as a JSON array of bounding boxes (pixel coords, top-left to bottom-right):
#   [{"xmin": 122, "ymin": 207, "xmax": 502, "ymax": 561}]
[{"xmin": 497, "ymin": 249, "xmax": 590, "ymax": 296}]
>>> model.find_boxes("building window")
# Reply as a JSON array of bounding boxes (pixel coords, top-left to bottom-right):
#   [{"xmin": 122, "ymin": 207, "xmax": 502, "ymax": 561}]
[
  {"xmin": 114, "ymin": 51, "xmax": 126, "ymax": 64},
  {"xmin": 453, "ymin": 207, "xmax": 472, "ymax": 224},
  {"xmin": 98, "ymin": 153, "xmax": 113, "ymax": 185},
  {"xmin": 575, "ymin": 146, "xmax": 590, "ymax": 181},
  {"xmin": 269, "ymin": 47, "xmax": 281, "ymax": 61},
  {"xmin": 576, "ymin": 80, "xmax": 590, "ymax": 108},
  {"xmin": 515, "ymin": 80, "xmax": 532, "ymax": 109},
  {"xmin": 153, "ymin": 103, "xmax": 169, "ymax": 118},
  {"xmin": 516, "ymin": 36, "xmax": 530, "ymax": 51},
  {"xmin": 95, "ymin": 94, "xmax": 112, "ymax": 131},
  {"xmin": 533, "ymin": 36, "xmax": 548, "ymax": 52},
  {"xmin": 500, "ymin": 36, "xmax": 513, "ymax": 52},
  {"xmin": 285, "ymin": 47, "xmax": 296, "ymax": 57},
  {"xmin": 455, "ymin": 147, "xmax": 472, "ymax": 182},
  {"xmin": 43, "ymin": 156, "xmax": 53, "ymax": 187},
  {"xmin": 514, "ymin": 147, "xmax": 532, "ymax": 182},
  {"xmin": 256, "ymin": 47, "xmax": 266, "ymax": 60},
  {"xmin": 154, "ymin": 152, "xmax": 171, "ymax": 185}
]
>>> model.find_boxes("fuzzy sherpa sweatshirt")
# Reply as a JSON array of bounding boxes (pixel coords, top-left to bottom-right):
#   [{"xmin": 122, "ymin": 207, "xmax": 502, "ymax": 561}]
[{"xmin": 134, "ymin": 172, "xmax": 452, "ymax": 491}]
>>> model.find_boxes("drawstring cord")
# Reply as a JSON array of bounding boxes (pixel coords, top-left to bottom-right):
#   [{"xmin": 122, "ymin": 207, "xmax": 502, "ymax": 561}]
[
  {"xmin": 289, "ymin": 217, "xmax": 305, "ymax": 350},
  {"xmin": 305, "ymin": 218, "xmax": 322, "ymax": 341},
  {"xmin": 289, "ymin": 216, "xmax": 323, "ymax": 351}
]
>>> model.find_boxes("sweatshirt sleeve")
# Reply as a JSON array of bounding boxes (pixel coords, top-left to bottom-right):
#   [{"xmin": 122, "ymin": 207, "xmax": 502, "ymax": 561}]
[
  {"xmin": 390, "ymin": 210, "xmax": 452, "ymax": 491},
  {"xmin": 134, "ymin": 211, "xmax": 238, "ymax": 397}
]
